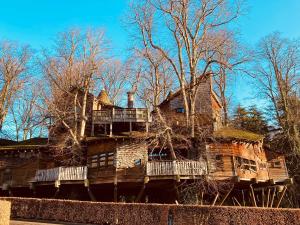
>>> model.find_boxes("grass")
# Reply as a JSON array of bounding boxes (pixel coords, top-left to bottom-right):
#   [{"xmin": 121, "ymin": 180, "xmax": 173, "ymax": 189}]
[{"xmin": 213, "ymin": 127, "xmax": 264, "ymax": 142}]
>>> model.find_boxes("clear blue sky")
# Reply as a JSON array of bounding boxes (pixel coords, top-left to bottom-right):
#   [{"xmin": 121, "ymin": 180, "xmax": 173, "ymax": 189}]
[{"xmin": 1, "ymin": 0, "xmax": 299, "ymax": 107}]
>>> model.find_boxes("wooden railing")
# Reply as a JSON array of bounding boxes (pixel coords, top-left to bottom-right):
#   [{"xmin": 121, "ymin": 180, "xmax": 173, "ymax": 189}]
[
  {"xmin": 93, "ymin": 108, "xmax": 151, "ymax": 124},
  {"xmin": 146, "ymin": 160, "xmax": 207, "ymax": 176},
  {"xmin": 34, "ymin": 166, "xmax": 87, "ymax": 182}
]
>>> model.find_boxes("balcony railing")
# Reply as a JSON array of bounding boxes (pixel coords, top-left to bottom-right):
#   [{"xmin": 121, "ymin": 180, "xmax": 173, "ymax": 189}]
[
  {"xmin": 93, "ymin": 108, "xmax": 151, "ymax": 124},
  {"xmin": 34, "ymin": 166, "xmax": 87, "ymax": 182},
  {"xmin": 146, "ymin": 160, "xmax": 207, "ymax": 177}
]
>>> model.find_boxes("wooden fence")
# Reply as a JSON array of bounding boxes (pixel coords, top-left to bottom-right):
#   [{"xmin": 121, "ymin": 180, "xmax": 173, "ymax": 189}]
[
  {"xmin": 93, "ymin": 108, "xmax": 150, "ymax": 123},
  {"xmin": 146, "ymin": 160, "xmax": 207, "ymax": 176},
  {"xmin": 34, "ymin": 166, "xmax": 87, "ymax": 182}
]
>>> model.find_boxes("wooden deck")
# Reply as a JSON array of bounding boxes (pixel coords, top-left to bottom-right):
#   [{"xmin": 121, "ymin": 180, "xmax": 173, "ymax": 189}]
[
  {"xmin": 146, "ymin": 160, "xmax": 207, "ymax": 177},
  {"xmin": 93, "ymin": 108, "xmax": 151, "ymax": 124},
  {"xmin": 34, "ymin": 167, "xmax": 87, "ymax": 182}
]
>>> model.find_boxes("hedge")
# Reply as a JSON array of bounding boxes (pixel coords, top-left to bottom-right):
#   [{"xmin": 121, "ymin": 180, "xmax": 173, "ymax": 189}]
[
  {"xmin": 0, "ymin": 200, "xmax": 11, "ymax": 225},
  {"xmin": 2, "ymin": 197, "xmax": 300, "ymax": 225}
]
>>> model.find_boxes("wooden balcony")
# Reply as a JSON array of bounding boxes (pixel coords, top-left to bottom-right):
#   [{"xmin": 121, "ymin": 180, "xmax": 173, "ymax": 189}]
[
  {"xmin": 146, "ymin": 160, "xmax": 207, "ymax": 177},
  {"xmin": 93, "ymin": 108, "xmax": 151, "ymax": 124},
  {"xmin": 34, "ymin": 166, "xmax": 87, "ymax": 182}
]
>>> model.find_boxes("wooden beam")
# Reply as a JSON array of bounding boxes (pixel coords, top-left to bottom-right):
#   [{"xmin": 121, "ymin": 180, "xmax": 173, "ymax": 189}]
[
  {"xmin": 211, "ymin": 192, "xmax": 219, "ymax": 206},
  {"xmin": 87, "ymin": 187, "xmax": 96, "ymax": 201},
  {"xmin": 262, "ymin": 188, "xmax": 265, "ymax": 207},
  {"xmin": 250, "ymin": 185, "xmax": 257, "ymax": 207},
  {"xmin": 114, "ymin": 184, "xmax": 118, "ymax": 202},
  {"xmin": 135, "ymin": 184, "xmax": 146, "ymax": 203},
  {"xmin": 270, "ymin": 187, "xmax": 276, "ymax": 208},
  {"xmin": 233, "ymin": 197, "xmax": 242, "ymax": 206},
  {"xmin": 220, "ymin": 186, "xmax": 234, "ymax": 206},
  {"xmin": 276, "ymin": 186, "xmax": 287, "ymax": 208},
  {"xmin": 266, "ymin": 188, "xmax": 271, "ymax": 208}
]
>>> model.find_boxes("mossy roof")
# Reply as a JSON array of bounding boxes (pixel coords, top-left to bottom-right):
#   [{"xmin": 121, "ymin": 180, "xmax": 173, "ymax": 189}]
[{"xmin": 213, "ymin": 127, "xmax": 264, "ymax": 142}]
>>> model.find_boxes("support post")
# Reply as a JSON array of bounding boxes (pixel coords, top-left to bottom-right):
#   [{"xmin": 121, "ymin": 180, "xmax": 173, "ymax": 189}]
[
  {"xmin": 276, "ymin": 186, "xmax": 287, "ymax": 208},
  {"xmin": 242, "ymin": 190, "xmax": 246, "ymax": 206},
  {"xmin": 233, "ymin": 197, "xmax": 242, "ymax": 206},
  {"xmin": 219, "ymin": 186, "xmax": 234, "ymax": 206},
  {"xmin": 146, "ymin": 122, "xmax": 149, "ymax": 133},
  {"xmin": 91, "ymin": 113, "xmax": 95, "ymax": 136},
  {"xmin": 211, "ymin": 192, "xmax": 219, "ymax": 206},
  {"xmin": 129, "ymin": 122, "xmax": 132, "ymax": 133},
  {"xmin": 262, "ymin": 188, "xmax": 265, "ymax": 207},
  {"xmin": 270, "ymin": 187, "xmax": 276, "ymax": 208},
  {"xmin": 87, "ymin": 187, "xmax": 96, "ymax": 201},
  {"xmin": 266, "ymin": 188, "xmax": 271, "ymax": 208},
  {"xmin": 250, "ymin": 185, "xmax": 257, "ymax": 207},
  {"xmin": 135, "ymin": 184, "xmax": 146, "ymax": 203},
  {"xmin": 109, "ymin": 123, "xmax": 113, "ymax": 137},
  {"xmin": 114, "ymin": 184, "xmax": 118, "ymax": 202}
]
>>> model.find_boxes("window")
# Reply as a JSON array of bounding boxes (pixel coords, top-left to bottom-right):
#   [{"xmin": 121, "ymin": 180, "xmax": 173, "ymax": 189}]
[
  {"xmin": 134, "ymin": 159, "xmax": 142, "ymax": 166},
  {"xmin": 273, "ymin": 161, "xmax": 282, "ymax": 168},
  {"xmin": 176, "ymin": 108, "xmax": 185, "ymax": 113},
  {"xmin": 88, "ymin": 152, "xmax": 115, "ymax": 169},
  {"xmin": 215, "ymin": 155, "xmax": 222, "ymax": 161},
  {"xmin": 236, "ymin": 157, "xmax": 257, "ymax": 172}
]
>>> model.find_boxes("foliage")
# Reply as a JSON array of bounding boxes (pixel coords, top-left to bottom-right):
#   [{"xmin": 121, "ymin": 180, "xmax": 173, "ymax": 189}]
[{"xmin": 231, "ymin": 105, "xmax": 269, "ymax": 135}]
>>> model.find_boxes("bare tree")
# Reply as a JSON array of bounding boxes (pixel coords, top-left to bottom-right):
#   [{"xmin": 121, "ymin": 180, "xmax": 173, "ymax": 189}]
[
  {"xmin": 254, "ymin": 33, "xmax": 300, "ymax": 154},
  {"xmin": 0, "ymin": 41, "xmax": 31, "ymax": 130},
  {"xmin": 130, "ymin": 0, "xmax": 243, "ymax": 137},
  {"xmin": 41, "ymin": 29, "xmax": 107, "ymax": 164},
  {"xmin": 212, "ymin": 34, "xmax": 252, "ymax": 126},
  {"xmin": 6, "ymin": 80, "xmax": 46, "ymax": 141},
  {"xmin": 95, "ymin": 59, "xmax": 131, "ymax": 105}
]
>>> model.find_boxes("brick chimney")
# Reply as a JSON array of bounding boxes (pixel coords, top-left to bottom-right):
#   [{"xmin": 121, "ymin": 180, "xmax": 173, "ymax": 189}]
[{"xmin": 127, "ymin": 91, "xmax": 134, "ymax": 108}]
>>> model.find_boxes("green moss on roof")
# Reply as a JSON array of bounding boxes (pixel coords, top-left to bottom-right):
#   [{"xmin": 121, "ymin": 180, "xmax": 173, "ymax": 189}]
[{"xmin": 213, "ymin": 127, "xmax": 264, "ymax": 142}]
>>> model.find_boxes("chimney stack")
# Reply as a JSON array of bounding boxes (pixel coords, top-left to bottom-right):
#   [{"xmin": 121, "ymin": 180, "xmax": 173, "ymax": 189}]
[{"xmin": 127, "ymin": 91, "xmax": 134, "ymax": 108}]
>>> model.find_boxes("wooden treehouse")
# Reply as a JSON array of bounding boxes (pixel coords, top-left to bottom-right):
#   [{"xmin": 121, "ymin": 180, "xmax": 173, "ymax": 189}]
[{"xmin": 0, "ymin": 77, "xmax": 293, "ymax": 207}]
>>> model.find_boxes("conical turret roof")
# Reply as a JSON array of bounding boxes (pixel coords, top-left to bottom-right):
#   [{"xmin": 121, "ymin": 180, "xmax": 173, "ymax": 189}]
[{"xmin": 97, "ymin": 90, "xmax": 113, "ymax": 105}]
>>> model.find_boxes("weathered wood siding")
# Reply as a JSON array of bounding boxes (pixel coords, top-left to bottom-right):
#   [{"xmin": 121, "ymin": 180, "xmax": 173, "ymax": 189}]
[{"xmin": 207, "ymin": 142, "xmax": 270, "ymax": 181}]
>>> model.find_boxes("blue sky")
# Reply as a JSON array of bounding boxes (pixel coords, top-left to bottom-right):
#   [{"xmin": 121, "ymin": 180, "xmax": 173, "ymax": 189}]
[{"xmin": 0, "ymin": 0, "xmax": 299, "ymax": 108}]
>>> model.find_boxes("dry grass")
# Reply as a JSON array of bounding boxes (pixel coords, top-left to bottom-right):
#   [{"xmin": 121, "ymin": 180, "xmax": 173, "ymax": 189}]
[{"xmin": 213, "ymin": 127, "xmax": 264, "ymax": 142}]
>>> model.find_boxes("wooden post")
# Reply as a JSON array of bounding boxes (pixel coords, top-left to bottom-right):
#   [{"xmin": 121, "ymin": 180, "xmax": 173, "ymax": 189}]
[
  {"xmin": 211, "ymin": 192, "xmax": 219, "ymax": 206},
  {"xmin": 129, "ymin": 122, "xmax": 132, "ymax": 133},
  {"xmin": 270, "ymin": 187, "xmax": 276, "ymax": 208},
  {"xmin": 219, "ymin": 186, "xmax": 234, "ymax": 206},
  {"xmin": 135, "ymin": 184, "xmax": 146, "ymax": 203},
  {"xmin": 262, "ymin": 188, "xmax": 265, "ymax": 207},
  {"xmin": 199, "ymin": 191, "xmax": 204, "ymax": 205},
  {"xmin": 91, "ymin": 112, "xmax": 95, "ymax": 136},
  {"xmin": 114, "ymin": 184, "xmax": 118, "ymax": 202},
  {"xmin": 266, "ymin": 188, "xmax": 271, "ymax": 208},
  {"xmin": 276, "ymin": 186, "xmax": 287, "ymax": 208},
  {"xmin": 146, "ymin": 122, "xmax": 149, "ymax": 133},
  {"xmin": 233, "ymin": 197, "xmax": 242, "ymax": 206},
  {"xmin": 109, "ymin": 123, "xmax": 113, "ymax": 137},
  {"xmin": 242, "ymin": 190, "xmax": 246, "ymax": 206},
  {"xmin": 250, "ymin": 185, "xmax": 257, "ymax": 207},
  {"xmin": 87, "ymin": 187, "xmax": 96, "ymax": 201}
]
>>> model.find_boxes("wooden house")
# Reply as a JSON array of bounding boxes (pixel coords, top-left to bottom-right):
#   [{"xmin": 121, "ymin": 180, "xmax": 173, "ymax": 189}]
[{"xmin": 0, "ymin": 80, "xmax": 292, "ymax": 205}]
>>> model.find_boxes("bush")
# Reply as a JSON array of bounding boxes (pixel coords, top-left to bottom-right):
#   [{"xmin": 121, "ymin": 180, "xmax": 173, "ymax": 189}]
[
  {"xmin": 0, "ymin": 200, "xmax": 11, "ymax": 225},
  {"xmin": 1, "ymin": 197, "xmax": 300, "ymax": 225}
]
